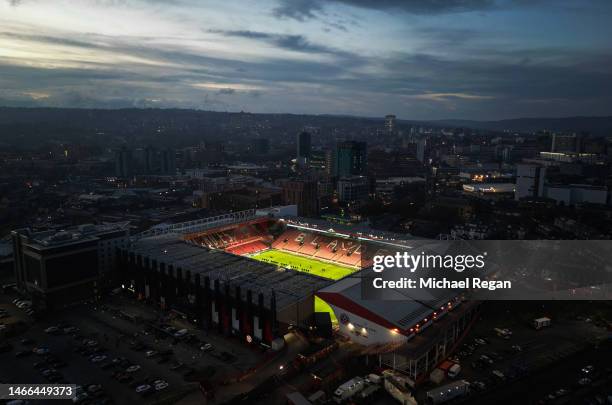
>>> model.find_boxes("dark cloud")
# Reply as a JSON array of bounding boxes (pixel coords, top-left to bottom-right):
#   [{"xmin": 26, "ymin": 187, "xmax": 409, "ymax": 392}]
[
  {"xmin": 273, "ymin": 0, "xmax": 498, "ymax": 20},
  {"xmin": 209, "ymin": 30, "xmax": 338, "ymax": 55},
  {"xmin": 272, "ymin": 0, "xmax": 325, "ymax": 21},
  {"xmin": 217, "ymin": 88, "xmax": 236, "ymax": 95}
]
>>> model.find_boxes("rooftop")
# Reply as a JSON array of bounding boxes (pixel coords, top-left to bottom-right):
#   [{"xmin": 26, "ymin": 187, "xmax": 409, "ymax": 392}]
[
  {"xmin": 18, "ymin": 222, "xmax": 130, "ymax": 248},
  {"xmin": 317, "ymin": 273, "xmax": 457, "ymax": 332}
]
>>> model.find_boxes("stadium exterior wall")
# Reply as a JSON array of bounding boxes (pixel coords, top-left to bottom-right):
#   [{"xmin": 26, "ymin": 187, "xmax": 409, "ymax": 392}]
[
  {"xmin": 326, "ymin": 302, "xmax": 409, "ymax": 346},
  {"xmin": 116, "ymin": 248, "xmax": 313, "ymax": 346}
]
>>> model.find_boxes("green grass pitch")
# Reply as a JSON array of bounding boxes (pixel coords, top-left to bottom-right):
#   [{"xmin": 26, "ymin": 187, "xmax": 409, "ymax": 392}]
[{"xmin": 251, "ymin": 249, "xmax": 356, "ymax": 280}]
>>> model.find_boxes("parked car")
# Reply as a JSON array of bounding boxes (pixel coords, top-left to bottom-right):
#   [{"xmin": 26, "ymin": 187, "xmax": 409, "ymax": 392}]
[
  {"xmin": 154, "ymin": 380, "xmax": 168, "ymax": 391},
  {"xmin": 173, "ymin": 329, "xmax": 189, "ymax": 338},
  {"xmin": 135, "ymin": 384, "xmax": 152, "ymax": 395},
  {"xmin": 91, "ymin": 355, "xmax": 107, "ymax": 363},
  {"xmin": 126, "ymin": 365, "xmax": 141, "ymax": 373}
]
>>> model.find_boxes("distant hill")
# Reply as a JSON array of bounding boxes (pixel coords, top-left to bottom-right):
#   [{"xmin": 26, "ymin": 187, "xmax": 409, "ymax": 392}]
[{"xmin": 433, "ymin": 116, "xmax": 612, "ymax": 136}]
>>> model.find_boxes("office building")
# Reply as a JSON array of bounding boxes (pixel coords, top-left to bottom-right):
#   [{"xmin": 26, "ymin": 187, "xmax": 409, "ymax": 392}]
[
  {"xmin": 385, "ymin": 114, "xmax": 396, "ymax": 134},
  {"xmin": 160, "ymin": 148, "xmax": 176, "ymax": 175},
  {"xmin": 337, "ymin": 176, "xmax": 369, "ymax": 204},
  {"xmin": 417, "ymin": 138, "xmax": 427, "ymax": 163},
  {"xmin": 297, "ymin": 131, "xmax": 312, "ymax": 167},
  {"xmin": 114, "ymin": 147, "xmax": 132, "ymax": 178},
  {"xmin": 334, "ymin": 141, "xmax": 367, "ymax": 178},
  {"xmin": 11, "ymin": 223, "xmax": 130, "ymax": 310}
]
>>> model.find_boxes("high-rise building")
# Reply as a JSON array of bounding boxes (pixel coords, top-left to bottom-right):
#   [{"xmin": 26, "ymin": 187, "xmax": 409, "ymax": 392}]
[
  {"xmin": 114, "ymin": 147, "xmax": 132, "ymax": 178},
  {"xmin": 144, "ymin": 146, "xmax": 157, "ymax": 174},
  {"xmin": 334, "ymin": 141, "xmax": 367, "ymax": 178},
  {"xmin": 515, "ymin": 164, "xmax": 546, "ymax": 200},
  {"xmin": 385, "ymin": 114, "xmax": 396, "ymax": 134},
  {"xmin": 309, "ymin": 150, "xmax": 328, "ymax": 171},
  {"xmin": 160, "ymin": 148, "xmax": 176, "ymax": 175},
  {"xmin": 416, "ymin": 138, "xmax": 427, "ymax": 163},
  {"xmin": 325, "ymin": 149, "xmax": 335, "ymax": 176},
  {"xmin": 297, "ymin": 131, "xmax": 312, "ymax": 166}
]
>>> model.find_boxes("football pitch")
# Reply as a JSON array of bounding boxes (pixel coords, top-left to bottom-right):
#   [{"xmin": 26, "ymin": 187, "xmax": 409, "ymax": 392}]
[{"xmin": 251, "ymin": 249, "xmax": 356, "ymax": 280}]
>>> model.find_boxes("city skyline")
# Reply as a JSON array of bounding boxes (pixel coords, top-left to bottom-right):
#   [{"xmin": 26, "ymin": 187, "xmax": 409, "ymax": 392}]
[{"xmin": 1, "ymin": 0, "xmax": 612, "ymax": 120}]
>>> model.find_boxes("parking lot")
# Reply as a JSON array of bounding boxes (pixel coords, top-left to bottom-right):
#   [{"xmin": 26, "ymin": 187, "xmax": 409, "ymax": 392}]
[
  {"xmin": 0, "ymin": 290, "xmax": 275, "ymax": 404},
  {"xmin": 2, "ymin": 292, "xmax": 610, "ymax": 405},
  {"xmin": 416, "ymin": 301, "xmax": 611, "ymax": 404}
]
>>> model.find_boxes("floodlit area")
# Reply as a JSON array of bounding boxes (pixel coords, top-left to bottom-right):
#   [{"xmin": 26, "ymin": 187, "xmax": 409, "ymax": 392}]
[
  {"xmin": 250, "ymin": 249, "xmax": 357, "ymax": 281},
  {"xmin": 314, "ymin": 295, "xmax": 338, "ymax": 323}
]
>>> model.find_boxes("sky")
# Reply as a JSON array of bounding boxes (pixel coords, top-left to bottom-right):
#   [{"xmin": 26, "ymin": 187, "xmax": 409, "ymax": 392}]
[{"xmin": 0, "ymin": 0, "xmax": 611, "ymax": 120}]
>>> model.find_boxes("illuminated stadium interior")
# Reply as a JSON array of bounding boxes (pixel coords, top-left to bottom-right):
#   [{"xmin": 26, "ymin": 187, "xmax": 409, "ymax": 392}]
[
  {"xmin": 184, "ymin": 218, "xmax": 366, "ymax": 282},
  {"xmin": 182, "ymin": 217, "xmax": 394, "ymax": 325},
  {"xmin": 174, "ymin": 210, "xmax": 413, "ymax": 331}
]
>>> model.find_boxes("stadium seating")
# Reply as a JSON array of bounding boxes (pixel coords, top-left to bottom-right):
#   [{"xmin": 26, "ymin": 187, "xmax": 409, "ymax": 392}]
[
  {"xmin": 191, "ymin": 221, "xmax": 272, "ymax": 252},
  {"xmin": 189, "ymin": 223, "xmax": 364, "ymax": 269},
  {"xmin": 271, "ymin": 229, "xmax": 362, "ymax": 268},
  {"xmin": 226, "ymin": 240, "xmax": 268, "ymax": 256}
]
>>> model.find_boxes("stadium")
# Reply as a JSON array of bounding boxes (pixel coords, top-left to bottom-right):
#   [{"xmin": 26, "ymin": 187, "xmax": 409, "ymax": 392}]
[
  {"xmin": 185, "ymin": 215, "xmax": 363, "ymax": 282},
  {"xmin": 117, "ymin": 206, "xmax": 479, "ymax": 384}
]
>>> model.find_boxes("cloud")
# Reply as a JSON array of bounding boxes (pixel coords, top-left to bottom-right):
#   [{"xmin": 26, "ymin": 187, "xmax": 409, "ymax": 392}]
[
  {"xmin": 408, "ymin": 92, "xmax": 494, "ymax": 102},
  {"xmin": 416, "ymin": 27, "xmax": 483, "ymax": 48},
  {"xmin": 1, "ymin": 7, "xmax": 612, "ymax": 120},
  {"xmin": 209, "ymin": 30, "xmax": 340, "ymax": 55},
  {"xmin": 273, "ymin": 0, "xmax": 325, "ymax": 21},
  {"xmin": 217, "ymin": 88, "xmax": 236, "ymax": 95},
  {"xmin": 0, "ymin": 31, "xmax": 108, "ymax": 50},
  {"xmin": 273, "ymin": 0, "xmax": 498, "ymax": 20}
]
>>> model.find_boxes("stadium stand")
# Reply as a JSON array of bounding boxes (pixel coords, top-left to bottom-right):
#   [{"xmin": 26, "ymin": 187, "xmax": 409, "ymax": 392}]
[{"xmin": 188, "ymin": 222, "xmax": 371, "ymax": 270}]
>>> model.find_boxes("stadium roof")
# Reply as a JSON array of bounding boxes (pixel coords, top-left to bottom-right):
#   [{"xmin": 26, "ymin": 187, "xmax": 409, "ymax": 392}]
[
  {"xmin": 129, "ymin": 234, "xmax": 333, "ymax": 310},
  {"xmin": 279, "ymin": 216, "xmax": 420, "ymax": 245},
  {"xmin": 316, "ymin": 271, "xmax": 459, "ymax": 334}
]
